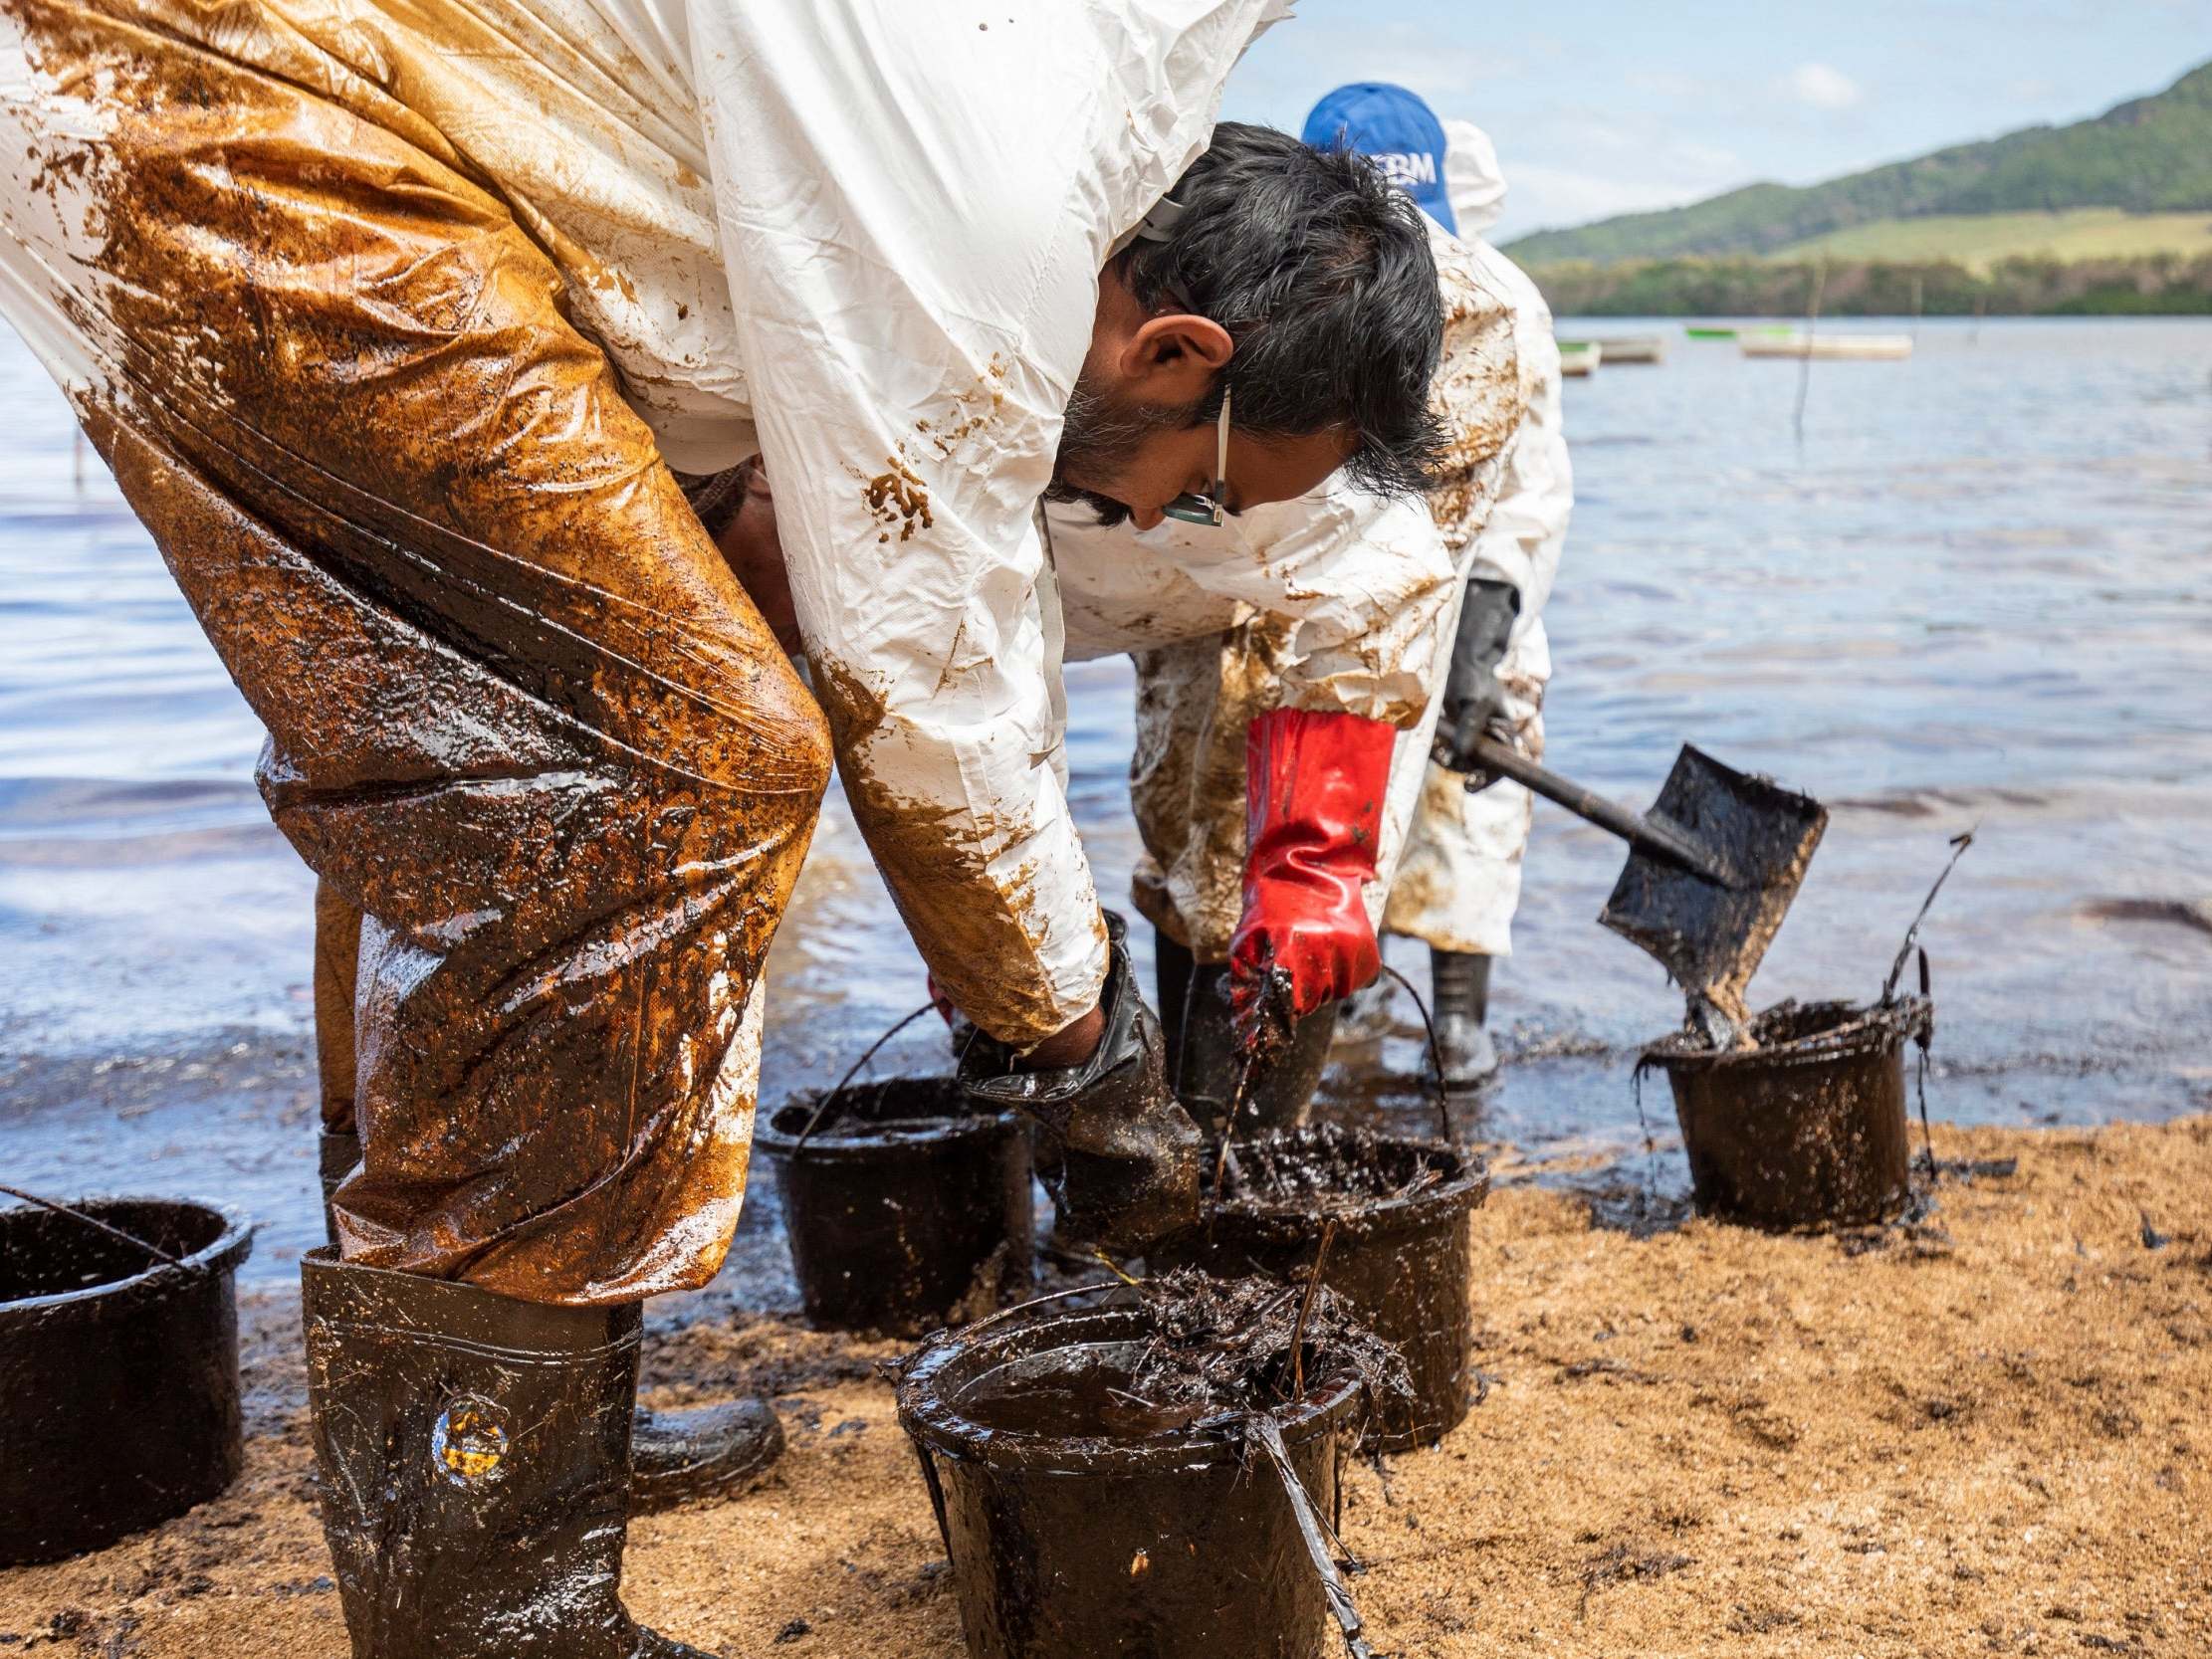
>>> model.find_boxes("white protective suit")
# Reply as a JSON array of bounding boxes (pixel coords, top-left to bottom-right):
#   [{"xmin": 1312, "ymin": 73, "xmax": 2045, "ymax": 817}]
[
  {"xmin": 1046, "ymin": 210, "xmax": 1533, "ymax": 957},
  {"xmin": 1386, "ymin": 119, "xmax": 1573, "ymax": 955},
  {"xmin": 0, "ymin": 0, "xmax": 1297, "ymax": 1046}
]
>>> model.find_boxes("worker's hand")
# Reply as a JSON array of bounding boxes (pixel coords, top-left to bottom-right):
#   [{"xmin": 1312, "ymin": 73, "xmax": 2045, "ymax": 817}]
[
  {"xmin": 961, "ymin": 913, "xmax": 1199, "ymax": 1251},
  {"xmin": 1431, "ymin": 577, "xmax": 1522, "ymax": 792},
  {"xmin": 710, "ymin": 464, "xmax": 803, "ymax": 654},
  {"xmin": 1227, "ymin": 708, "xmax": 1394, "ymax": 1054}
]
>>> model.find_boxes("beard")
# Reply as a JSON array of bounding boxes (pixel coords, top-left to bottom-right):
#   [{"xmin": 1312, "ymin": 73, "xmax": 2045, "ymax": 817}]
[{"xmin": 1044, "ymin": 368, "xmax": 1201, "ymax": 527}]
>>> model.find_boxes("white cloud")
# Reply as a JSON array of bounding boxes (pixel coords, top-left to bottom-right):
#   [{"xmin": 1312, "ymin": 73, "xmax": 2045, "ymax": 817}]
[{"xmin": 1783, "ymin": 62, "xmax": 1866, "ymax": 111}]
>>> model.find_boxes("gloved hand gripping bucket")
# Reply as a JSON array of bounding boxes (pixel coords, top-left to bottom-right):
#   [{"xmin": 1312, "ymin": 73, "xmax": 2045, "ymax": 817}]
[
  {"xmin": 894, "ymin": 1288, "xmax": 1367, "ymax": 1659},
  {"xmin": 0, "ymin": 1196, "xmax": 253, "ymax": 1564},
  {"xmin": 758, "ymin": 1076, "xmax": 1033, "ymax": 1336}
]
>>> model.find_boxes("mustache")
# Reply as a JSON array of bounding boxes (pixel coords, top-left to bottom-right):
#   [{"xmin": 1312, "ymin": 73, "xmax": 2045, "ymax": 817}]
[
  {"xmin": 1040, "ymin": 478, "xmax": 1133, "ymax": 527},
  {"xmin": 1047, "ymin": 373, "xmax": 1202, "ymax": 528}
]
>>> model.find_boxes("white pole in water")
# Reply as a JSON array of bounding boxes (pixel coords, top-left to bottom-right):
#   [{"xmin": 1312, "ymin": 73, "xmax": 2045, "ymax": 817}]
[{"xmin": 1793, "ymin": 257, "xmax": 1828, "ymax": 447}]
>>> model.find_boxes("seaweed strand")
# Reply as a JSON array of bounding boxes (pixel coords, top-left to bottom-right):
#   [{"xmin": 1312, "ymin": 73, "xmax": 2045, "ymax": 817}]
[{"xmin": 1286, "ymin": 1215, "xmax": 1341, "ymax": 1401}]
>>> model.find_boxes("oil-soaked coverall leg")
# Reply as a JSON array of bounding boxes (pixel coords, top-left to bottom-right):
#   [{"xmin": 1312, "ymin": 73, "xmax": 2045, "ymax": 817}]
[{"xmin": 0, "ymin": 1, "xmax": 831, "ymax": 1303}]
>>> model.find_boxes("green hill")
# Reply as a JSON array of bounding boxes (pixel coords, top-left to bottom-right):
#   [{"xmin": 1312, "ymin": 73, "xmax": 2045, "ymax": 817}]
[{"xmin": 1503, "ymin": 60, "xmax": 2212, "ymax": 267}]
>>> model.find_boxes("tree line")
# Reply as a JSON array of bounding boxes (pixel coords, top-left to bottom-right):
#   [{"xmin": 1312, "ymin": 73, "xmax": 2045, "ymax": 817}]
[{"xmin": 1528, "ymin": 254, "xmax": 2212, "ymax": 317}]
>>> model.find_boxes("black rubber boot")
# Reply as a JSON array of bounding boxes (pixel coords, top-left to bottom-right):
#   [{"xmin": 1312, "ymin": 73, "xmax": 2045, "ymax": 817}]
[
  {"xmin": 627, "ymin": 1399, "xmax": 783, "ymax": 1514},
  {"xmin": 318, "ymin": 1138, "xmax": 777, "ymax": 1515},
  {"xmin": 1176, "ymin": 963, "xmax": 1339, "ymax": 1139},
  {"xmin": 302, "ymin": 1249, "xmax": 713, "ymax": 1658},
  {"xmin": 1431, "ymin": 948, "xmax": 1499, "ymax": 1086}
]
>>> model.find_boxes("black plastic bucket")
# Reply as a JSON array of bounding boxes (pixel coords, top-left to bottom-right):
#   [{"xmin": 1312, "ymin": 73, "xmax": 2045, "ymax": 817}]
[
  {"xmin": 896, "ymin": 1295, "xmax": 1363, "ymax": 1659},
  {"xmin": 1643, "ymin": 998, "xmax": 1930, "ymax": 1229},
  {"xmin": 0, "ymin": 1196, "xmax": 253, "ymax": 1564},
  {"xmin": 1151, "ymin": 1128, "xmax": 1488, "ymax": 1452},
  {"xmin": 757, "ymin": 1077, "xmax": 1032, "ymax": 1336}
]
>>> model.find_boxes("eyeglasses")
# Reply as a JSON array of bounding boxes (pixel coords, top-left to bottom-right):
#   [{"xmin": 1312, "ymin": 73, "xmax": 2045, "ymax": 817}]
[{"xmin": 1160, "ymin": 387, "xmax": 1231, "ymax": 526}]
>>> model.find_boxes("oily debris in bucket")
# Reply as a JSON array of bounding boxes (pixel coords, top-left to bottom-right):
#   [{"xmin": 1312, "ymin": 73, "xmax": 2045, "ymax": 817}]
[
  {"xmin": 958, "ymin": 1273, "xmax": 1413, "ymax": 1442},
  {"xmin": 1138, "ymin": 1267, "xmax": 1409, "ymax": 1659},
  {"xmin": 1665, "ymin": 830, "xmax": 1973, "ymax": 1054},
  {"xmin": 1125, "ymin": 1269, "xmax": 1414, "ymax": 1425},
  {"xmin": 1214, "ymin": 1130, "xmax": 1447, "ymax": 1209},
  {"xmin": 1645, "ymin": 996, "xmax": 1930, "ymax": 1064}
]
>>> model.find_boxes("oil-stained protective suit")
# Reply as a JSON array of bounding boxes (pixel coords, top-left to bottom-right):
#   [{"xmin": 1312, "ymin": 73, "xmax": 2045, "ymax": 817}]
[
  {"xmin": 1046, "ymin": 212, "xmax": 1538, "ymax": 959},
  {"xmin": 0, "ymin": 0, "xmax": 1288, "ymax": 1302},
  {"xmin": 1385, "ymin": 118, "xmax": 1573, "ymax": 956}
]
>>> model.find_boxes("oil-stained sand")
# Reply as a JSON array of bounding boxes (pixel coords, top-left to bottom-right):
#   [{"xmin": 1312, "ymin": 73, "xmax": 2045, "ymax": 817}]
[{"xmin": 4, "ymin": 1116, "xmax": 2207, "ymax": 1658}]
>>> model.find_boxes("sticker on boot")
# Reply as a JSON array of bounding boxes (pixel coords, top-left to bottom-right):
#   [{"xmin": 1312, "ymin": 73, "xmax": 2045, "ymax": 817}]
[{"xmin": 431, "ymin": 1395, "xmax": 511, "ymax": 1486}]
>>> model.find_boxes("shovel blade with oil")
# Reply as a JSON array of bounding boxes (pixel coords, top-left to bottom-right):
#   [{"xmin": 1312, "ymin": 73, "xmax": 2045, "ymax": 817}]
[{"xmin": 1595, "ymin": 744, "xmax": 1827, "ymax": 1007}]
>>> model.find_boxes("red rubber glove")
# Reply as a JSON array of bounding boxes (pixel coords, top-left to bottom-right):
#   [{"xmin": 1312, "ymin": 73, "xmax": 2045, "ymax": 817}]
[{"xmin": 1228, "ymin": 708, "xmax": 1395, "ymax": 1053}]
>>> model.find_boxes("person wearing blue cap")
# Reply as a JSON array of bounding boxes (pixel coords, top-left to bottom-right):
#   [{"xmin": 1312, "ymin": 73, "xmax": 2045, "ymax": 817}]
[
  {"xmin": 1302, "ymin": 82, "xmax": 1463, "ymax": 233},
  {"xmin": 1089, "ymin": 85, "xmax": 1573, "ymax": 1102},
  {"xmin": 1378, "ymin": 112, "xmax": 1574, "ymax": 1085}
]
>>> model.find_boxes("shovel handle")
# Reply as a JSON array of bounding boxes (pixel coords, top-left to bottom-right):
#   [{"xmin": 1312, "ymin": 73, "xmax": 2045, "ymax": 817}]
[{"xmin": 1464, "ymin": 735, "xmax": 1738, "ymax": 888}]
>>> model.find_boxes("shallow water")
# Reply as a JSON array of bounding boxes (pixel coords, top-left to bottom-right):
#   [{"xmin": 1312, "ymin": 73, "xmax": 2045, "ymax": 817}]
[{"xmin": 2, "ymin": 318, "xmax": 2208, "ymax": 1290}]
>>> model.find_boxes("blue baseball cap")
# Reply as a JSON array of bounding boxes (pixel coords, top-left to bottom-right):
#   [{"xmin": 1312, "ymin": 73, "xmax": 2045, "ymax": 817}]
[{"xmin": 1301, "ymin": 83, "xmax": 1456, "ymax": 235}]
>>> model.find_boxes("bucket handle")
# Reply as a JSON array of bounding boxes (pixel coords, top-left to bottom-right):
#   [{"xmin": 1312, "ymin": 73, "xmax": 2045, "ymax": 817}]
[
  {"xmin": 792, "ymin": 1001, "xmax": 940, "ymax": 1148},
  {"xmin": 908, "ymin": 1440, "xmax": 956, "ymax": 1561},
  {"xmin": 1249, "ymin": 1414, "xmax": 1377, "ymax": 1659},
  {"xmin": 0, "ymin": 1183, "xmax": 183, "ymax": 1266},
  {"xmin": 1378, "ymin": 964, "xmax": 1455, "ymax": 1142},
  {"xmin": 1880, "ymin": 830, "xmax": 1971, "ymax": 1003}
]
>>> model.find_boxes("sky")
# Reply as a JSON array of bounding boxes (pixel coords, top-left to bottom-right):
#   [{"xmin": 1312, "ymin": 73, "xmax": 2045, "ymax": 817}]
[{"xmin": 1219, "ymin": 0, "xmax": 2212, "ymax": 243}]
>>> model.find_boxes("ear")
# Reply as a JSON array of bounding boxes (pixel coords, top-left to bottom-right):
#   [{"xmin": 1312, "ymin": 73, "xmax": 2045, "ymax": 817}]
[{"xmin": 1117, "ymin": 313, "xmax": 1233, "ymax": 405}]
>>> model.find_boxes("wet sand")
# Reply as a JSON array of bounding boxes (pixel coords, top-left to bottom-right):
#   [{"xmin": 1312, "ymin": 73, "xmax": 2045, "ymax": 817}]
[{"xmin": 5, "ymin": 1114, "xmax": 2206, "ymax": 1658}]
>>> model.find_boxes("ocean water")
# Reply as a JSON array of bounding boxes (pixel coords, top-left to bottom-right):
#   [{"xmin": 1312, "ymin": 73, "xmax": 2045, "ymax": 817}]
[{"xmin": 2, "ymin": 317, "xmax": 2208, "ymax": 1289}]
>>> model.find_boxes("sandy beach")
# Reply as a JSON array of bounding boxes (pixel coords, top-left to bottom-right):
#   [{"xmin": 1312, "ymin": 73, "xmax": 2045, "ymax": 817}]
[{"xmin": 6, "ymin": 1113, "xmax": 2206, "ymax": 1659}]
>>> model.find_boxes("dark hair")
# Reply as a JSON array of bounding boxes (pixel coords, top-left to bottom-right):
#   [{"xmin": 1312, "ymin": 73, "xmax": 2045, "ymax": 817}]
[{"xmin": 1116, "ymin": 121, "xmax": 1447, "ymax": 498}]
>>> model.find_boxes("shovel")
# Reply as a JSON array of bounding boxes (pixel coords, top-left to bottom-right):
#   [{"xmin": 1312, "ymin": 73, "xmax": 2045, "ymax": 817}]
[{"xmin": 1465, "ymin": 735, "xmax": 1828, "ymax": 1031}]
